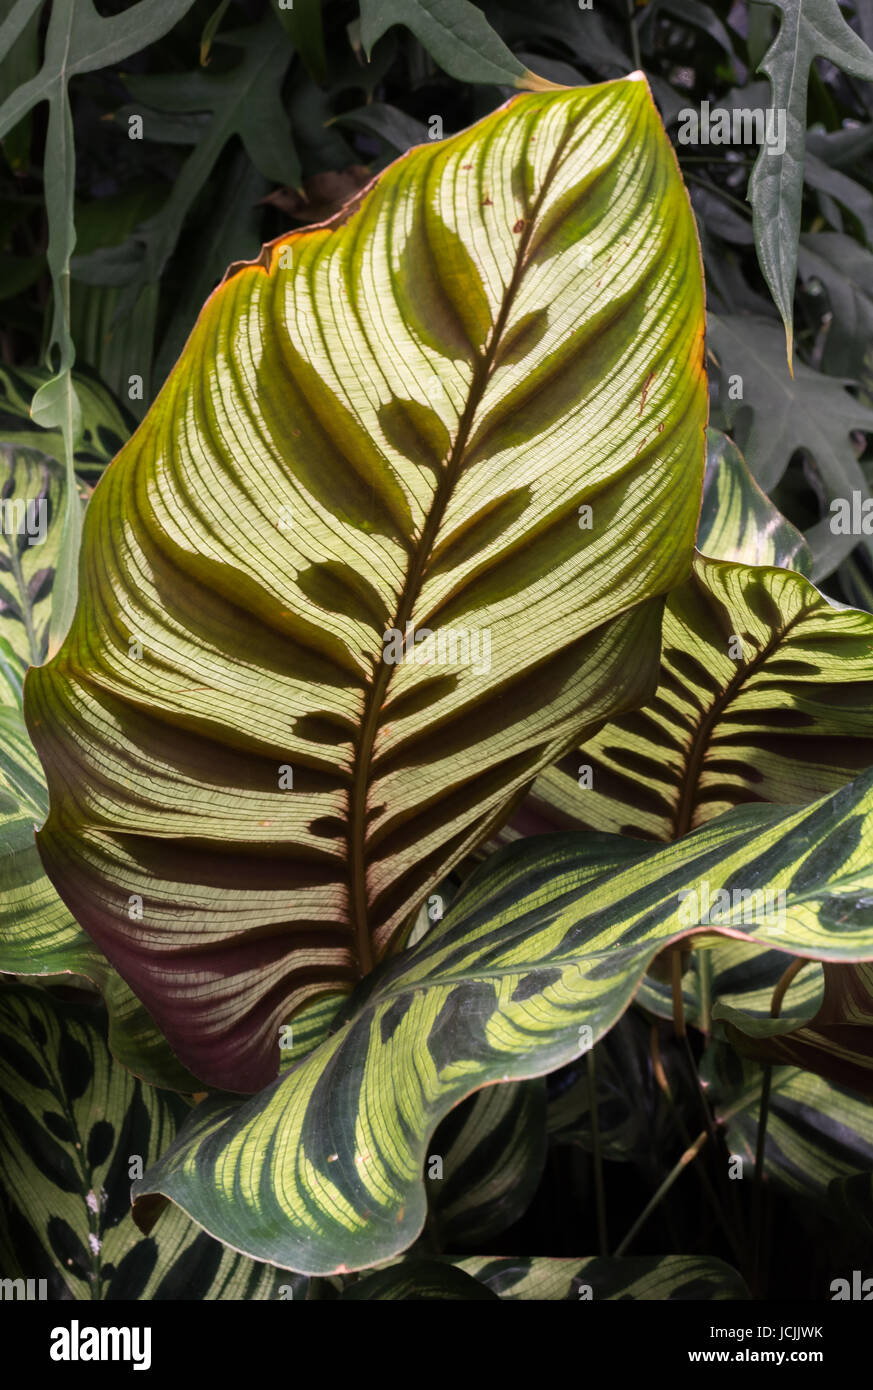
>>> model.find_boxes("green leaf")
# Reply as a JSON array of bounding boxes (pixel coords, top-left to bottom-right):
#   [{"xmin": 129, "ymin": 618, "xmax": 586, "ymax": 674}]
[
  {"xmin": 747, "ymin": 0, "xmax": 873, "ymax": 365},
  {"xmin": 0, "ymin": 985, "xmax": 308, "ymax": 1299},
  {"xmin": 0, "ymin": 444, "xmax": 67, "ymax": 669},
  {"xmin": 89, "ymin": 14, "xmax": 300, "ymax": 305},
  {"xmin": 329, "ymin": 102, "xmax": 429, "ymax": 155},
  {"xmin": 719, "ymin": 960, "xmax": 873, "ymax": 1096},
  {"xmin": 708, "ymin": 312, "xmax": 873, "ymax": 578},
  {"xmin": 0, "ymin": 0, "xmax": 201, "ymax": 653},
  {"xmin": 27, "ymin": 80, "xmax": 707, "ymax": 1093},
  {"xmin": 132, "ymin": 770, "xmax": 873, "ymax": 1273},
  {"xmin": 453, "ymin": 1253, "xmax": 749, "ymax": 1299},
  {"xmin": 358, "ymin": 0, "xmax": 560, "ymax": 90},
  {"xmin": 697, "ymin": 428, "xmax": 812, "ymax": 575},
  {"xmin": 428, "ymin": 1078, "xmax": 546, "ymax": 1246},
  {"xmin": 271, "ymin": 0, "xmax": 327, "ymax": 84},
  {"xmin": 525, "ymin": 552, "xmax": 873, "ymax": 842},
  {"xmin": 704, "ymin": 1042, "xmax": 873, "ymax": 1197},
  {"xmin": 342, "ymin": 1259, "xmax": 499, "ymax": 1299},
  {"xmin": 797, "ymin": 231, "xmax": 873, "ymax": 378},
  {"xmin": 0, "ymin": 363, "xmax": 134, "ymax": 482},
  {"xmin": 635, "ymin": 936, "xmax": 824, "ymax": 1031}
]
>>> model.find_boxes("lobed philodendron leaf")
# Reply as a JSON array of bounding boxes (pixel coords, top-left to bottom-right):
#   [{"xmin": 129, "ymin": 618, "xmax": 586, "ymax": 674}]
[
  {"xmin": 26, "ymin": 80, "xmax": 707, "ymax": 1094},
  {"xmin": 132, "ymin": 771, "xmax": 873, "ymax": 1274},
  {"xmin": 0, "ymin": 986, "xmax": 309, "ymax": 1299},
  {"xmin": 523, "ymin": 552, "xmax": 873, "ymax": 843},
  {"xmin": 747, "ymin": 0, "xmax": 873, "ymax": 368}
]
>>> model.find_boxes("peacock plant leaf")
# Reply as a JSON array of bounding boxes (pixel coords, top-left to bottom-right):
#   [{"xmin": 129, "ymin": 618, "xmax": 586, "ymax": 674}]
[
  {"xmin": 0, "ymin": 985, "xmax": 309, "ymax": 1300},
  {"xmin": 131, "ymin": 771, "xmax": 873, "ymax": 1274},
  {"xmin": 0, "ymin": 694, "xmax": 199, "ymax": 1092},
  {"xmin": 0, "ymin": 443, "xmax": 67, "ymax": 679},
  {"xmin": 717, "ymin": 960, "xmax": 873, "ymax": 1099},
  {"xmin": 696, "ymin": 429, "xmax": 812, "ymax": 576},
  {"xmin": 703, "ymin": 1042, "xmax": 873, "ymax": 1199},
  {"xmin": 25, "ymin": 78, "xmax": 707, "ymax": 1094},
  {"xmin": 523, "ymin": 554, "xmax": 873, "ymax": 843},
  {"xmin": 451, "ymin": 1253, "xmax": 748, "ymax": 1300}
]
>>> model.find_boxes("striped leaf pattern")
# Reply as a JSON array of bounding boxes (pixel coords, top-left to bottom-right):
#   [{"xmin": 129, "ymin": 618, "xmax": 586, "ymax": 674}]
[
  {"xmin": 132, "ymin": 770, "xmax": 873, "ymax": 1274},
  {"xmin": 634, "ymin": 937, "xmax": 824, "ymax": 1030},
  {"xmin": 719, "ymin": 960, "xmax": 873, "ymax": 1097},
  {"xmin": 0, "ymin": 443, "xmax": 66, "ymax": 679},
  {"xmin": 0, "ymin": 578, "xmax": 196, "ymax": 1092},
  {"xmin": 0, "ymin": 986, "xmax": 307, "ymax": 1299},
  {"xmin": 428, "ymin": 1078, "xmax": 546, "ymax": 1246},
  {"xmin": 696, "ymin": 429, "xmax": 812, "ymax": 575},
  {"xmin": 25, "ymin": 79, "xmax": 706, "ymax": 1094},
  {"xmin": 452, "ymin": 1254, "xmax": 748, "ymax": 1300},
  {"xmin": 525, "ymin": 553, "xmax": 873, "ymax": 842},
  {"xmin": 704, "ymin": 1043, "xmax": 873, "ymax": 1199}
]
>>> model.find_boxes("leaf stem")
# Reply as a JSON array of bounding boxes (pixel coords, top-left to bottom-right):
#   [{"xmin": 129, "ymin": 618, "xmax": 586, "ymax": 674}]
[{"xmin": 614, "ymin": 1130, "xmax": 708, "ymax": 1256}]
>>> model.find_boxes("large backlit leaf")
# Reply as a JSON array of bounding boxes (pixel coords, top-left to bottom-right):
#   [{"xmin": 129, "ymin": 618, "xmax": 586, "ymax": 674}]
[
  {"xmin": 0, "ymin": 985, "xmax": 308, "ymax": 1299},
  {"xmin": 521, "ymin": 552, "xmax": 873, "ymax": 843},
  {"xmin": 132, "ymin": 771, "xmax": 873, "ymax": 1274},
  {"xmin": 27, "ymin": 80, "xmax": 707, "ymax": 1093}
]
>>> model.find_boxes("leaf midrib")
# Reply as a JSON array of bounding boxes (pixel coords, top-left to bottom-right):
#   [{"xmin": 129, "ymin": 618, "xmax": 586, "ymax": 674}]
[
  {"xmin": 671, "ymin": 600, "xmax": 808, "ymax": 839},
  {"xmin": 347, "ymin": 119, "xmax": 576, "ymax": 977}
]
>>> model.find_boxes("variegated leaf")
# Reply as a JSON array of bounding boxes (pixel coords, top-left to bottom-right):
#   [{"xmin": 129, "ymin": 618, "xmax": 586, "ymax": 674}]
[
  {"xmin": 132, "ymin": 770, "xmax": 873, "ymax": 1274},
  {"xmin": 0, "ymin": 985, "xmax": 307, "ymax": 1300},
  {"xmin": 524, "ymin": 554, "xmax": 873, "ymax": 842},
  {"xmin": 26, "ymin": 79, "xmax": 706, "ymax": 1093}
]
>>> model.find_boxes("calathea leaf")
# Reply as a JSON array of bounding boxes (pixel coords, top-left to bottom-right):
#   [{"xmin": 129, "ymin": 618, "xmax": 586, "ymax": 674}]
[
  {"xmin": 27, "ymin": 79, "xmax": 707, "ymax": 1093},
  {"xmin": 634, "ymin": 935, "xmax": 824, "ymax": 1033},
  {"xmin": 718, "ymin": 960, "xmax": 873, "ymax": 1098},
  {"xmin": 702, "ymin": 1041, "xmax": 873, "ymax": 1198},
  {"xmin": 746, "ymin": 0, "xmax": 873, "ymax": 365},
  {"xmin": 522, "ymin": 552, "xmax": 873, "ymax": 843},
  {"xmin": 0, "ymin": 362, "xmax": 134, "ymax": 483},
  {"xmin": 452, "ymin": 1253, "xmax": 748, "ymax": 1300},
  {"xmin": 132, "ymin": 771, "xmax": 873, "ymax": 1274},
  {"xmin": 696, "ymin": 429, "xmax": 811, "ymax": 576},
  {"xmin": 427, "ymin": 1077, "xmax": 546, "ymax": 1247},
  {"xmin": 0, "ymin": 985, "xmax": 307, "ymax": 1300},
  {"xmin": 0, "ymin": 443, "xmax": 66, "ymax": 673}
]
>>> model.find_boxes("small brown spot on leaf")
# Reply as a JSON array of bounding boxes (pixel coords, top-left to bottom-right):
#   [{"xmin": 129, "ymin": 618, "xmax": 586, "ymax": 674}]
[
  {"xmin": 638, "ymin": 370, "xmax": 656, "ymax": 415},
  {"xmin": 482, "ymin": 194, "xmax": 493, "ymax": 206},
  {"xmin": 512, "ymin": 218, "xmax": 525, "ymax": 233}
]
